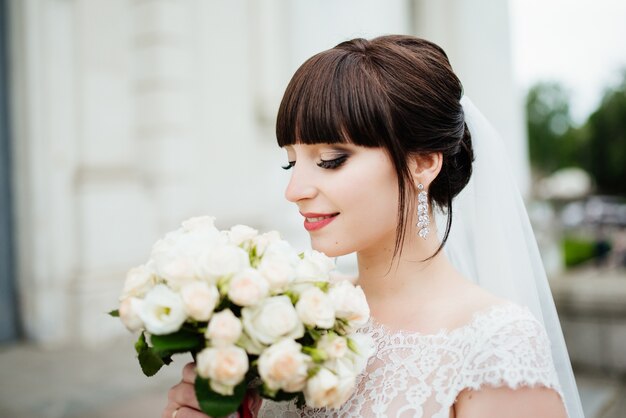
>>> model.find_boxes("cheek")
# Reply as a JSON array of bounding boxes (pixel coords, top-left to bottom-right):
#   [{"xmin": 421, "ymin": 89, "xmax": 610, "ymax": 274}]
[{"xmin": 317, "ymin": 155, "xmax": 400, "ymax": 254}]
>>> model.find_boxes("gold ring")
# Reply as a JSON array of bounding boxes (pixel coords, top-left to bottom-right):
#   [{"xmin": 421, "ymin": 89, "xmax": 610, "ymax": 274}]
[{"xmin": 172, "ymin": 407, "xmax": 180, "ymax": 418}]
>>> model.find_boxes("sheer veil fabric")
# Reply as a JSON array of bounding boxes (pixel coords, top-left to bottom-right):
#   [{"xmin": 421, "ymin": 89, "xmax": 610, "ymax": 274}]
[{"xmin": 434, "ymin": 96, "xmax": 584, "ymax": 418}]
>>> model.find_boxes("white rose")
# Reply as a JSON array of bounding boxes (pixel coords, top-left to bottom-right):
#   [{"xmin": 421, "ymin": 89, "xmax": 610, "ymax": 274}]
[
  {"xmin": 258, "ymin": 339, "xmax": 310, "ymax": 393},
  {"xmin": 196, "ymin": 345, "xmax": 249, "ymax": 396},
  {"xmin": 257, "ymin": 240, "xmax": 300, "ymax": 292},
  {"xmin": 241, "ymin": 296, "xmax": 304, "ymax": 348},
  {"xmin": 180, "ymin": 281, "xmax": 220, "ymax": 321},
  {"xmin": 317, "ymin": 334, "xmax": 348, "ymax": 360},
  {"xmin": 304, "ymin": 366, "xmax": 355, "ymax": 409},
  {"xmin": 296, "ymin": 250, "xmax": 335, "ymax": 282},
  {"xmin": 120, "ymin": 264, "xmax": 156, "ymax": 300},
  {"xmin": 296, "ymin": 287, "xmax": 335, "ymax": 329},
  {"xmin": 252, "ymin": 230, "xmax": 281, "ymax": 256},
  {"xmin": 181, "ymin": 216, "xmax": 217, "ymax": 232},
  {"xmin": 228, "ymin": 268, "xmax": 269, "ymax": 306},
  {"xmin": 328, "ymin": 280, "xmax": 370, "ymax": 327},
  {"xmin": 206, "ymin": 309, "xmax": 242, "ymax": 347},
  {"xmin": 138, "ymin": 284, "xmax": 187, "ymax": 335},
  {"xmin": 228, "ymin": 224, "xmax": 258, "ymax": 246},
  {"xmin": 150, "ymin": 224, "xmax": 222, "ymax": 288},
  {"xmin": 119, "ymin": 297, "xmax": 144, "ymax": 331},
  {"xmin": 201, "ymin": 245, "xmax": 250, "ymax": 278},
  {"xmin": 345, "ymin": 333, "xmax": 376, "ymax": 374}
]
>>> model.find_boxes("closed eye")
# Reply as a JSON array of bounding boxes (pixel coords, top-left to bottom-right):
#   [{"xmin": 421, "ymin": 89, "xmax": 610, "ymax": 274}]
[
  {"xmin": 317, "ymin": 155, "xmax": 348, "ymax": 169},
  {"xmin": 281, "ymin": 161, "xmax": 295, "ymax": 170}
]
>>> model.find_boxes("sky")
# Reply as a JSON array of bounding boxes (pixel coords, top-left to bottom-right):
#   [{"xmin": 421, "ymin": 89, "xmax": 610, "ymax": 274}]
[{"xmin": 510, "ymin": 0, "xmax": 626, "ymax": 124}]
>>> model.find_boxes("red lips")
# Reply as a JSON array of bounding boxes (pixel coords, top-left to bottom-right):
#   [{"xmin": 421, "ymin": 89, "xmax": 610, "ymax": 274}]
[{"xmin": 300, "ymin": 212, "xmax": 339, "ymax": 232}]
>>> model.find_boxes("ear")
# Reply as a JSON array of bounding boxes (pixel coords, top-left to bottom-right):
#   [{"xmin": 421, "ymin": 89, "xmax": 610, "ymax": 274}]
[{"xmin": 407, "ymin": 152, "xmax": 443, "ymax": 190}]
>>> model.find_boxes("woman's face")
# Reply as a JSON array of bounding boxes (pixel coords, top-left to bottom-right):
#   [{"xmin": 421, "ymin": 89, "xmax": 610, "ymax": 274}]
[{"xmin": 282, "ymin": 143, "xmax": 401, "ymax": 257}]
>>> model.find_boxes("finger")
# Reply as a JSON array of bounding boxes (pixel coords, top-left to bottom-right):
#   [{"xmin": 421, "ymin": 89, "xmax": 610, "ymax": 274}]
[
  {"xmin": 175, "ymin": 406, "xmax": 213, "ymax": 418},
  {"xmin": 162, "ymin": 401, "xmax": 181, "ymax": 418},
  {"xmin": 182, "ymin": 362, "xmax": 197, "ymax": 383},
  {"xmin": 168, "ymin": 382, "xmax": 201, "ymax": 410}
]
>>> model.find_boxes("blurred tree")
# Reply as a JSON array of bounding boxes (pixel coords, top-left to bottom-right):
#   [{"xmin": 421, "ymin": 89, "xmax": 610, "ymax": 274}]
[
  {"xmin": 525, "ymin": 82, "xmax": 586, "ymax": 175},
  {"xmin": 582, "ymin": 71, "xmax": 626, "ymax": 196}
]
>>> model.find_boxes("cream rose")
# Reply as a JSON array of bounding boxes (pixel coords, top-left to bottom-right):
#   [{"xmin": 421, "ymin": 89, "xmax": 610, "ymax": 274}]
[
  {"xmin": 227, "ymin": 268, "xmax": 269, "ymax": 306},
  {"xmin": 304, "ymin": 366, "xmax": 355, "ymax": 409},
  {"xmin": 346, "ymin": 333, "xmax": 376, "ymax": 373},
  {"xmin": 328, "ymin": 280, "xmax": 370, "ymax": 327},
  {"xmin": 150, "ymin": 223, "xmax": 223, "ymax": 287},
  {"xmin": 258, "ymin": 339, "xmax": 310, "ymax": 393},
  {"xmin": 181, "ymin": 215, "xmax": 217, "ymax": 232},
  {"xmin": 241, "ymin": 296, "xmax": 304, "ymax": 348},
  {"xmin": 317, "ymin": 334, "xmax": 349, "ymax": 360},
  {"xmin": 296, "ymin": 250, "xmax": 335, "ymax": 282},
  {"xmin": 258, "ymin": 240, "xmax": 299, "ymax": 291},
  {"xmin": 252, "ymin": 230, "xmax": 281, "ymax": 256},
  {"xmin": 296, "ymin": 287, "xmax": 335, "ymax": 329},
  {"xmin": 180, "ymin": 281, "xmax": 219, "ymax": 321},
  {"xmin": 119, "ymin": 297, "xmax": 144, "ymax": 331},
  {"xmin": 138, "ymin": 284, "xmax": 187, "ymax": 335},
  {"xmin": 228, "ymin": 224, "xmax": 258, "ymax": 246},
  {"xmin": 206, "ymin": 309, "xmax": 242, "ymax": 347},
  {"xmin": 120, "ymin": 264, "xmax": 156, "ymax": 300},
  {"xmin": 196, "ymin": 345, "xmax": 249, "ymax": 396},
  {"xmin": 201, "ymin": 245, "xmax": 250, "ymax": 278}
]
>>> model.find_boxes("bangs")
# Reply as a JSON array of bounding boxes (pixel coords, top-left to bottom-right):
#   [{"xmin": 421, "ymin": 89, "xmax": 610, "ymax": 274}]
[{"xmin": 276, "ymin": 49, "xmax": 394, "ymax": 147}]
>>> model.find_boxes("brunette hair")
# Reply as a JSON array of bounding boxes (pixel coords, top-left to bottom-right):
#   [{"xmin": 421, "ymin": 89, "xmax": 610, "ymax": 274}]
[{"xmin": 276, "ymin": 35, "xmax": 474, "ymax": 261}]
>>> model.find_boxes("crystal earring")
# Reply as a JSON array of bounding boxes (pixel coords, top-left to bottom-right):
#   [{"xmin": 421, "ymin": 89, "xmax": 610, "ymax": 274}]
[{"xmin": 416, "ymin": 183, "xmax": 430, "ymax": 239}]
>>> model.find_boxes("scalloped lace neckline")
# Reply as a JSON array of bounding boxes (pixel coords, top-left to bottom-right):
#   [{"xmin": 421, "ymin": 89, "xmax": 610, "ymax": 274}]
[{"xmin": 364, "ymin": 301, "xmax": 520, "ymax": 338}]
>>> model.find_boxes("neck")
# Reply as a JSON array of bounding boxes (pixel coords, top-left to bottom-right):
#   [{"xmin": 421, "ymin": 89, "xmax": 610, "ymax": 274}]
[{"xmin": 355, "ymin": 225, "xmax": 461, "ymax": 304}]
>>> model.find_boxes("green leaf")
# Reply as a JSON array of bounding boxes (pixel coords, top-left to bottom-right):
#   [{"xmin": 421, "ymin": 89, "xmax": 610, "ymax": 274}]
[
  {"xmin": 347, "ymin": 337, "xmax": 359, "ymax": 354},
  {"xmin": 135, "ymin": 332, "xmax": 168, "ymax": 377},
  {"xmin": 135, "ymin": 332, "xmax": 148, "ymax": 355},
  {"xmin": 301, "ymin": 346, "xmax": 327, "ymax": 363},
  {"xmin": 150, "ymin": 328, "xmax": 204, "ymax": 355},
  {"xmin": 194, "ymin": 376, "xmax": 246, "ymax": 418},
  {"xmin": 313, "ymin": 281, "xmax": 330, "ymax": 292},
  {"xmin": 138, "ymin": 347, "xmax": 166, "ymax": 377},
  {"xmin": 108, "ymin": 309, "xmax": 120, "ymax": 317}
]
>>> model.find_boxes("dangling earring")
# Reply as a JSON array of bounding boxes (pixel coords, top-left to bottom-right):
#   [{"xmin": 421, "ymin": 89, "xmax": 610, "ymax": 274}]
[{"xmin": 417, "ymin": 183, "xmax": 430, "ymax": 239}]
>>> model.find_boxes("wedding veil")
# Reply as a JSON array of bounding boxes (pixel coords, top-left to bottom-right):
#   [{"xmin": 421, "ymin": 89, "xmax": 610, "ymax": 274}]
[{"xmin": 434, "ymin": 96, "xmax": 585, "ymax": 418}]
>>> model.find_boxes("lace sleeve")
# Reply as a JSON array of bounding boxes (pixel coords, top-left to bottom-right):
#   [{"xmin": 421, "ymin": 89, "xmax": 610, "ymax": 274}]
[{"xmin": 459, "ymin": 305, "xmax": 565, "ymax": 401}]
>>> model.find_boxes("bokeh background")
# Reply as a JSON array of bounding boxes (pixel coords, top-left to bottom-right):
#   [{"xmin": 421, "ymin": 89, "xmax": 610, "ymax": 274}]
[{"xmin": 1, "ymin": 0, "xmax": 625, "ymax": 417}]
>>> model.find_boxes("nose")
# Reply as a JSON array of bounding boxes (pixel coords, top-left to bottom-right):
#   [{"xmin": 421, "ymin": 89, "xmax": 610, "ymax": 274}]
[{"xmin": 284, "ymin": 165, "xmax": 317, "ymax": 203}]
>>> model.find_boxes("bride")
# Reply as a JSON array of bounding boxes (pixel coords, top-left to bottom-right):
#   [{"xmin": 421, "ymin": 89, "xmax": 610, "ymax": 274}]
[{"xmin": 163, "ymin": 35, "xmax": 584, "ymax": 418}]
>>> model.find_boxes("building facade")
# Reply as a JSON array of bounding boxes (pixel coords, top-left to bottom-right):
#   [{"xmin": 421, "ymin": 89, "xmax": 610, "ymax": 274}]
[{"xmin": 3, "ymin": 0, "xmax": 525, "ymax": 346}]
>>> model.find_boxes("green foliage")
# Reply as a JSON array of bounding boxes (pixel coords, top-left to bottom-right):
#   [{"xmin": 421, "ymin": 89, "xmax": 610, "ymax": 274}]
[
  {"xmin": 108, "ymin": 309, "xmax": 119, "ymax": 317},
  {"xmin": 194, "ymin": 376, "xmax": 246, "ymax": 418},
  {"xmin": 150, "ymin": 328, "xmax": 205, "ymax": 356},
  {"xmin": 525, "ymin": 82, "xmax": 585, "ymax": 174},
  {"xmin": 526, "ymin": 71, "xmax": 626, "ymax": 196},
  {"xmin": 562, "ymin": 236, "xmax": 595, "ymax": 267},
  {"xmin": 135, "ymin": 332, "xmax": 170, "ymax": 377},
  {"xmin": 583, "ymin": 72, "xmax": 626, "ymax": 195}
]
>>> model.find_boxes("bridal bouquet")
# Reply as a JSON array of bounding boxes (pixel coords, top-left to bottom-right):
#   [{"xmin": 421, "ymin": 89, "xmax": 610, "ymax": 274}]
[{"xmin": 110, "ymin": 216, "xmax": 374, "ymax": 417}]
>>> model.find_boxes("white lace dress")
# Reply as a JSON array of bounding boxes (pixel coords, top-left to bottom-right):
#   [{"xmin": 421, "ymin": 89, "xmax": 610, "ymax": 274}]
[{"xmin": 257, "ymin": 302, "xmax": 567, "ymax": 418}]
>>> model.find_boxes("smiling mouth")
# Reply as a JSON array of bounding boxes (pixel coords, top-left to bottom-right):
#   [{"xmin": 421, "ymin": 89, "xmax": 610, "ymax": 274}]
[
  {"xmin": 302, "ymin": 213, "xmax": 339, "ymax": 231},
  {"xmin": 306, "ymin": 215, "xmax": 336, "ymax": 222}
]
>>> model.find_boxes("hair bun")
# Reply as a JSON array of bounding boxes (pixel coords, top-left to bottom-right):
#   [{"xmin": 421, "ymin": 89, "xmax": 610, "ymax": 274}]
[{"xmin": 449, "ymin": 122, "xmax": 474, "ymax": 198}]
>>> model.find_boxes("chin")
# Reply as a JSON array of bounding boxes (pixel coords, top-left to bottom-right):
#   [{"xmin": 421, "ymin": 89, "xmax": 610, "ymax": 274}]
[{"xmin": 310, "ymin": 238, "xmax": 355, "ymax": 258}]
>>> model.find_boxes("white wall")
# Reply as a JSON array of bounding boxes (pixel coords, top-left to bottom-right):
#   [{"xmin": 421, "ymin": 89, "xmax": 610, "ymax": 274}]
[{"xmin": 9, "ymin": 0, "xmax": 524, "ymax": 345}]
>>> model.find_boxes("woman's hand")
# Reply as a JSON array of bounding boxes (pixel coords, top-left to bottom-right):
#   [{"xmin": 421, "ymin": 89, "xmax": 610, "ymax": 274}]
[
  {"xmin": 162, "ymin": 362, "xmax": 263, "ymax": 418},
  {"xmin": 163, "ymin": 362, "xmax": 207, "ymax": 418}
]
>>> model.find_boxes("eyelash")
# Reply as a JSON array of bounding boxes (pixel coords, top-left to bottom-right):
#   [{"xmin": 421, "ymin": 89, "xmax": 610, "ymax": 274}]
[{"xmin": 281, "ymin": 155, "xmax": 348, "ymax": 170}]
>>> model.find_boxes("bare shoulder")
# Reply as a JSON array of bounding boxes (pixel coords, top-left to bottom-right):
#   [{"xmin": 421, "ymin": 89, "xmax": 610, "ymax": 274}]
[
  {"xmin": 455, "ymin": 385, "xmax": 567, "ymax": 418},
  {"xmin": 444, "ymin": 280, "xmax": 513, "ymax": 328}
]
